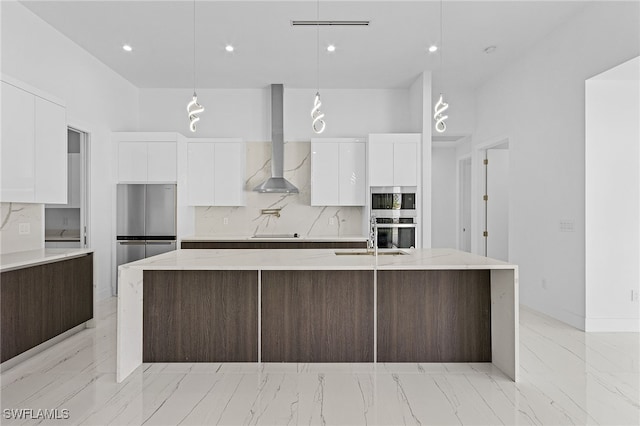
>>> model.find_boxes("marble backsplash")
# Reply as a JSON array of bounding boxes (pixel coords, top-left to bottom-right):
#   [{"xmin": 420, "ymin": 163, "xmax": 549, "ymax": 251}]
[
  {"xmin": 195, "ymin": 141, "xmax": 365, "ymax": 237},
  {"xmin": 0, "ymin": 202, "xmax": 44, "ymax": 254}
]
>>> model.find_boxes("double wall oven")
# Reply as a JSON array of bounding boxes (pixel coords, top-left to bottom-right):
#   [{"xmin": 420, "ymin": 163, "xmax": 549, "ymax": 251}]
[{"xmin": 370, "ymin": 187, "xmax": 418, "ymax": 249}]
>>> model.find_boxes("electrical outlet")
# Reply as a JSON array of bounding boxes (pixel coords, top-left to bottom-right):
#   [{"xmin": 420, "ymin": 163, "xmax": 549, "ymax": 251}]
[
  {"xmin": 18, "ymin": 223, "xmax": 30, "ymax": 235},
  {"xmin": 223, "ymin": 217, "xmax": 229, "ymax": 225},
  {"xmin": 63, "ymin": 217, "xmax": 69, "ymax": 226},
  {"xmin": 541, "ymin": 278, "xmax": 547, "ymax": 290},
  {"xmin": 329, "ymin": 217, "xmax": 335, "ymax": 225},
  {"xmin": 632, "ymin": 290, "xmax": 639, "ymax": 302}
]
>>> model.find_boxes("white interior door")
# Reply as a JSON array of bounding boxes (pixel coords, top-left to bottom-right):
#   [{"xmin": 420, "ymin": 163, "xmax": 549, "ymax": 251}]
[{"xmin": 486, "ymin": 148, "xmax": 509, "ymax": 260}]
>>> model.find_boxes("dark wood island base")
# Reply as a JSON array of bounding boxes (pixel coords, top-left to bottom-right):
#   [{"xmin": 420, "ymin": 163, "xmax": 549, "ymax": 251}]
[
  {"xmin": 141, "ymin": 269, "xmax": 491, "ymax": 364},
  {"xmin": 261, "ymin": 270, "xmax": 374, "ymax": 362}
]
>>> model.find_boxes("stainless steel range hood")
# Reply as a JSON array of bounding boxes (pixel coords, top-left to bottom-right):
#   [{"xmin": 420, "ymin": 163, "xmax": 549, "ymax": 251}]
[{"xmin": 253, "ymin": 84, "xmax": 299, "ymax": 193}]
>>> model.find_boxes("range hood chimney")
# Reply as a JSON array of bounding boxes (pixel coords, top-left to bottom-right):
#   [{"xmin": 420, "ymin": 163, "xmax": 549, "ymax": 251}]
[{"xmin": 253, "ymin": 84, "xmax": 299, "ymax": 193}]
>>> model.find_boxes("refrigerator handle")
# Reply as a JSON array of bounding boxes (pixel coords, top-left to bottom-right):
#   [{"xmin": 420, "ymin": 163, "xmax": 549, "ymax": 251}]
[
  {"xmin": 118, "ymin": 241, "xmax": 146, "ymax": 245},
  {"xmin": 146, "ymin": 241, "xmax": 173, "ymax": 245}
]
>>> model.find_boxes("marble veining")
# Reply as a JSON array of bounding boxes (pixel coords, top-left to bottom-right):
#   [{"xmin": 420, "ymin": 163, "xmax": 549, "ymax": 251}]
[
  {"xmin": 0, "ymin": 202, "xmax": 43, "ymax": 254},
  {"xmin": 1, "ymin": 298, "xmax": 638, "ymax": 426},
  {"xmin": 195, "ymin": 141, "xmax": 364, "ymax": 238}
]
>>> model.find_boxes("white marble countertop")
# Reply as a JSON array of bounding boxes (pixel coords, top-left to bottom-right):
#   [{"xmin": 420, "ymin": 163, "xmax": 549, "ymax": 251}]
[
  {"xmin": 181, "ymin": 235, "xmax": 368, "ymax": 242},
  {"xmin": 120, "ymin": 248, "xmax": 516, "ymax": 272},
  {"xmin": 0, "ymin": 248, "xmax": 94, "ymax": 272}
]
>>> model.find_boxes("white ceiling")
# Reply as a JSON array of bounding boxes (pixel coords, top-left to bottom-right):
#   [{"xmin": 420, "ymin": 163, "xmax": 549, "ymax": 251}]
[{"xmin": 19, "ymin": 0, "xmax": 593, "ymax": 90}]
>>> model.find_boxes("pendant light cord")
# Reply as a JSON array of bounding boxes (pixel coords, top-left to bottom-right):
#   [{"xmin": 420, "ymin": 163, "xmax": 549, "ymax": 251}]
[
  {"xmin": 316, "ymin": 0, "xmax": 320, "ymax": 92},
  {"xmin": 193, "ymin": 0, "xmax": 196, "ymax": 94},
  {"xmin": 439, "ymin": 0, "xmax": 443, "ymax": 78}
]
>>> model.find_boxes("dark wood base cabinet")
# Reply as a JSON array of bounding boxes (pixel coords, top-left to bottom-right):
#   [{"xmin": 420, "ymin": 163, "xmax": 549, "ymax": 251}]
[
  {"xmin": 377, "ymin": 270, "xmax": 491, "ymax": 363},
  {"xmin": 138, "ymin": 268, "xmax": 492, "ymax": 364},
  {"xmin": 181, "ymin": 241, "xmax": 367, "ymax": 250},
  {"xmin": 143, "ymin": 270, "xmax": 258, "ymax": 362},
  {"xmin": 261, "ymin": 270, "xmax": 374, "ymax": 362},
  {"xmin": 1, "ymin": 254, "xmax": 93, "ymax": 363}
]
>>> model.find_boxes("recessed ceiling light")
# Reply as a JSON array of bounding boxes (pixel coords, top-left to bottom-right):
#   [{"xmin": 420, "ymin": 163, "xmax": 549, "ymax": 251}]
[
  {"xmin": 327, "ymin": 44, "xmax": 336, "ymax": 52},
  {"xmin": 484, "ymin": 45, "xmax": 497, "ymax": 54},
  {"xmin": 122, "ymin": 44, "xmax": 133, "ymax": 52},
  {"xmin": 428, "ymin": 45, "xmax": 438, "ymax": 53},
  {"xmin": 225, "ymin": 44, "xmax": 234, "ymax": 52}
]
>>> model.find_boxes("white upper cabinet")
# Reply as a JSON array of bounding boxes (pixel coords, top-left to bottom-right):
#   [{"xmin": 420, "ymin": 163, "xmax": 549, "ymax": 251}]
[
  {"xmin": 147, "ymin": 142, "xmax": 177, "ymax": 182},
  {"xmin": 367, "ymin": 139, "xmax": 394, "ymax": 187},
  {"xmin": 338, "ymin": 142, "xmax": 366, "ymax": 205},
  {"xmin": 1, "ymin": 82, "xmax": 35, "ymax": 202},
  {"xmin": 117, "ymin": 138, "xmax": 177, "ymax": 183},
  {"xmin": 1, "ymin": 80, "xmax": 67, "ymax": 203},
  {"xmin": 392, "ymin": 140, "xmax": 418, "ymax": 187},
  {"xmin": 213, "ymin": 142, "xmax": 245, "ymax": 206},
  {"xmin": 187, "ymin": 140, "xmax": 245, "ymax": 206},
  {"xmin": 311, "ymin": 138, "xmax": 366, "ymax": 206},
  {"xmin": 311, "ymin": 142, "xmax": 340, "ymax": 206},
  {"xmin": 187, "ymin": 143, "xmax": 215, "ymax": 206},
  {"xmin": 35, "ymin": 97, "xmax": 67, "ymax": 203},
  {"xmin": 368, "ymin": 134, "xmax": 420, "ymax": 187},
  {"xmin": 118, "ymin": 143, "xmax": 148, "ymax": 182}
]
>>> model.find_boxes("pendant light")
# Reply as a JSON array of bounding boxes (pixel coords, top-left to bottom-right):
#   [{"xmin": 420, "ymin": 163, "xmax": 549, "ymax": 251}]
[
  {"xmin": 187, "ymin": 0, "xmax": 204, "ymax": 132},
  {"xmin": 433, "ymin": 0, "xmax": 449, "ymax": 133},
  {"xmin": 311, "ymin": 0, "xmax": 326, "ymax": 134}
]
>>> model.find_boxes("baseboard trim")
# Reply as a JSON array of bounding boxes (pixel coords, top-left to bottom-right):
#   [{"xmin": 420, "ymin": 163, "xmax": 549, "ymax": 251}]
[{"xmin": 585, "ymin": 318, "xmax": 640, "ymax": 332}]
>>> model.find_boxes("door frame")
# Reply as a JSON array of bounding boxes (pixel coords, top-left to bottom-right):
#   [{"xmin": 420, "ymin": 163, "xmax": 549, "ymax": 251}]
[
  {"xmin": 67, "ymin": 125, "xmax": 90, "ymax": 249},
  {"xmin": 456, "ymin": 154, "xmax": 472, "ymax": 252},
  {"xmin": 472, "ymin": 136, "xmax": 510, "ymax": 256}
]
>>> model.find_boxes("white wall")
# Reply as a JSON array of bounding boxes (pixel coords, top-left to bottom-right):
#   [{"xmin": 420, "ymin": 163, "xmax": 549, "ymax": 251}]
[
  {"xmin": 585, "ymin": 57, "xmax": 640, "ymax": 332},
  {"xmin": 139, "ymin": 87, "xmax": 412, "ymax": 141},
  {"xmin": 1, "ymin": 1, "xmax": 139, "ymax": 300},
  {"xmin": 473, "ymin": 1, "xmax": 640, "ymax": 329},
  {"xmin": 409, "ymin": 72, "xmax": 433, "ymax": 248},
  {"xmin": 431, "ymin": 147, "xmax": 457, "ymax": 248}
]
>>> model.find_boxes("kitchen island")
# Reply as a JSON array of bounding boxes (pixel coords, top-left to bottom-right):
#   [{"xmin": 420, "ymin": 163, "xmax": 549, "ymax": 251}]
[{"xmin": 117, "ymin": 248, "xmax": 518, "ymax": 382}]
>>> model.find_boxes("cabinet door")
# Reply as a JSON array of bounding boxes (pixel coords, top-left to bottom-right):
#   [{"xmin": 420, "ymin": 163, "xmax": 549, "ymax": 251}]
[
  {"xmin": 0, "ymin": 267, "xmax": 42, "ymax": 362},
  {"xmin": 147, "ymin": 142, "xmax": 177, "ymax": 182},
  {"xmin": 59, "ymin": 255, "xmax": 93, "ymax": 332},
  {"xmin": 393, "ymin": 142, "xmax": 418, "ymax": 186},
  {"xmin": 118, "ymin": 142, "xmax": 148, "ymax": 182},
  {"xmin": 187, "ymin": 143, "xmax": 215, "ymax": 205},
  {"xmin": 311, "ymin": 142, "xmax": 339, "ymax": 206},
  {"xmin": 214, "ymin": 143, "xmax": 245, "ymax": 206},
  {"xmin": 1, "ymin": 82, "xmax": 35, "ymax": 202},
  {"xmin": 35, "ymin": 97, "xmax": 67, "ymax": 203},
  {"xmin": 339, "ymin": 143, "xmax": 366, "ymax": 206},
  {"xmin": 368, "ymin": 142, "xmax": 394, "ymax": 187}
]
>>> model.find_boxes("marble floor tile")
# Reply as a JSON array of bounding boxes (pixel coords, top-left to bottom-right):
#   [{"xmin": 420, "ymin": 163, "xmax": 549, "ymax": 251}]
[{"xmin": 1, "ymin": 298, "xmax": 638, "ymax": 425}]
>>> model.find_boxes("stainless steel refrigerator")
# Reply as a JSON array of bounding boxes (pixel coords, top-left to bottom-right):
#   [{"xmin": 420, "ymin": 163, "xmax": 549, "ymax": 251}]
[{"xmin": 116, "ymin": 184, "xmax": 176, "ymax": 289}]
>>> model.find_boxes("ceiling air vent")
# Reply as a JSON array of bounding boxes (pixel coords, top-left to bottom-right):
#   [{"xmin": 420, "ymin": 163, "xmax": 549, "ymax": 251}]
[{"xmin": 291, "ymin": 20, "xmax": 370, "ymax": 27}]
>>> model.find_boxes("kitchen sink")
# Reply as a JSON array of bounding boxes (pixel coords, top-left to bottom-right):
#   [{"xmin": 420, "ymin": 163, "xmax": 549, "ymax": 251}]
[{"xmin": 334, "ymin": 250, "xmax": 408, "ymax": 256}]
